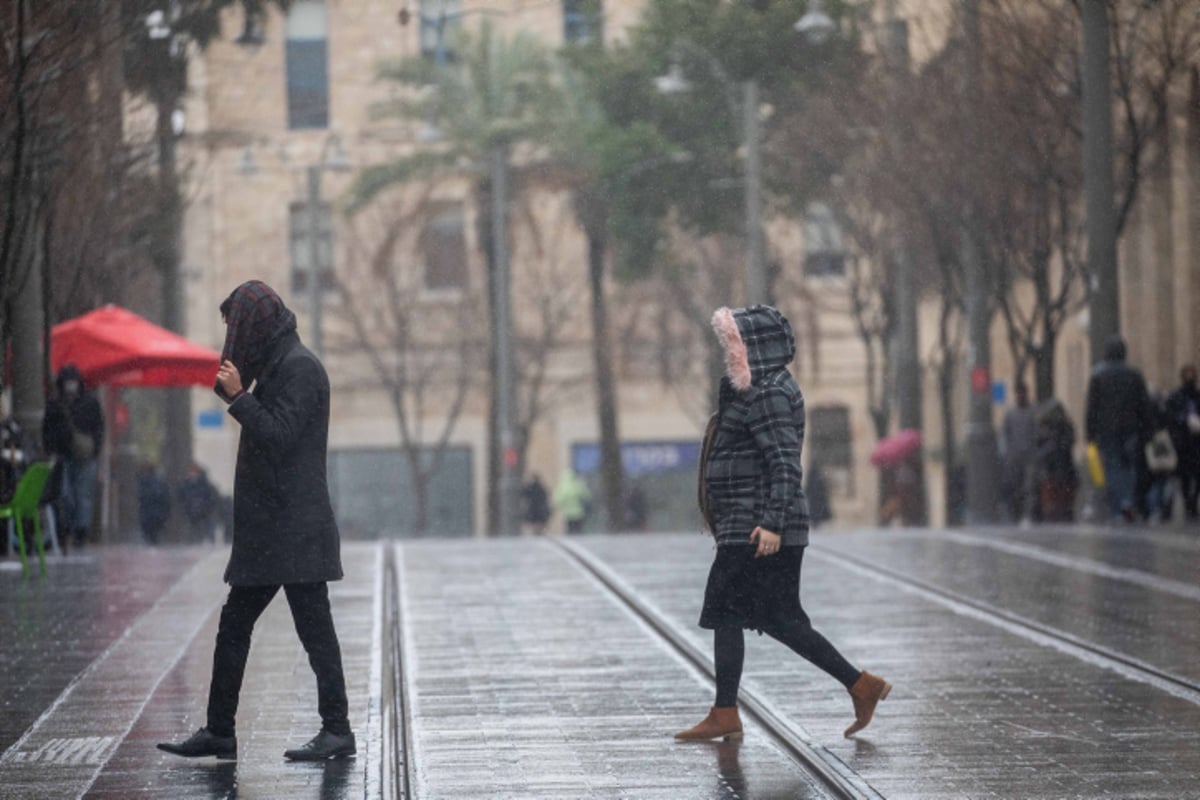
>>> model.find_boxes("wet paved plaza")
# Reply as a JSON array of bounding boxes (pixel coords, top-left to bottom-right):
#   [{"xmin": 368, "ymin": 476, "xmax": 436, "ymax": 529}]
[{"xmin": 1, "ymin": 525, "xmax": 1198, "ymax": 798}]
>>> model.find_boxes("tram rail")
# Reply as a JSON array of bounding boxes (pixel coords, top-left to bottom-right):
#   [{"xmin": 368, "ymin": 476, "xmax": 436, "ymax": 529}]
[
  {"xmin": 553, "ymin": 538, "xmax": 886, "ymax": 800},
  {"xmin": 811, "ymin": 546, "xmax": 1200, "ymax": 705}
]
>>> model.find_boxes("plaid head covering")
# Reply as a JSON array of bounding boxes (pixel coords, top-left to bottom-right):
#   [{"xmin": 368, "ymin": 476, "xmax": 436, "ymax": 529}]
[{"xmin": 216, "ymin": 280, "xmax": 298, "ymax": 400}]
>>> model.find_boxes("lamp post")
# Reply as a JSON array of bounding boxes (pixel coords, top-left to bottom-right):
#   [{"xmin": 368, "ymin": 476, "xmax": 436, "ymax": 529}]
[
  {"xmin": 145, "ymin": 2, "xmax": 192, "ymax": 493},
  {"xmin": 655, "ymin": 0, "xmax": 833, "ymax": 308},
  {"xmin": 399, "ymin": 6, "xmax": 518, "ymax": 536},
  {"xmin": 305, "ymin": 135, "xmax": 351, "ymax": 358},
  {"xmin": 961, "ymin": 0, "xmax": 999, "ymax": 523},
  {"xmin": 880, "ymin": 4, "xmax": 926, "ymax": 524},
  {"xmin": 1081, "ymin": 0, "xmax": 1119, "ymax": 357}
]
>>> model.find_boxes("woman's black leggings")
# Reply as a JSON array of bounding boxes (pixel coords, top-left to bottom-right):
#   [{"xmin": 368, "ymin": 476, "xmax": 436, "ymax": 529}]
[{"xmin": 714, "ymin": 617, "xmax": 861, "ymax": 707}]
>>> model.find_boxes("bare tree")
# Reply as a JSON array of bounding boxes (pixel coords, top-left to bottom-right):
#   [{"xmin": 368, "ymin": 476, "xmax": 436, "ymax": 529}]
[
  {"xmin": 979, "ymin": 0, "xmax": 1200, "ymax": 398},
  {"xmin": 330, "ymin": 193, "xmax": 484, "ymax": 535},
  {"xmin": 330, "ymin": 185, "xmax": 582, "ymax": 535},
  {"xmin": 2, "ymin": 3, "xmax": 160, "ymax": 445},
  {"xmin": 509, "ymin": 192, "xmax": 589, "ymax": 480}
]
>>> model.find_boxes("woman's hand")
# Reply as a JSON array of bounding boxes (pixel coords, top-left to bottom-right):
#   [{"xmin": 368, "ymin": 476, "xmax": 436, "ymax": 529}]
[
  {"xmin": 216, "ymin": 360, "xmax": 244, "ymax": 400},
  {"xmin": 750, "ymin": 526, "xmax": 781, "ymax": 558}
]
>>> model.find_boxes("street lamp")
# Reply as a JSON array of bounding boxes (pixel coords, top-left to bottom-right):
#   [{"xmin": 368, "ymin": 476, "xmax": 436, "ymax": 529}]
[
  {"xmin": 399, "ymin": 6, "xmax": 520, "ymax": 537},
  {"xmin": 305, "ymin": 135, "xmax": 351, "ymax": 358},
  {"xmin": 654, "ymin": 1, "xmax": 834, "ymax": 307},
  {"xmin": 794, "ymin": 0, "xmax": 835, "ymax": 43}
]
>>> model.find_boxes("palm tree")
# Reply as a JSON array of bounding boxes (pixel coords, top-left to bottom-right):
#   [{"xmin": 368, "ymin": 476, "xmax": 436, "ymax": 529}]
[
  {"xmin": 549, "ymin": 57, "xmax": 680, "ymax": 531},
  {"xmin": 349, "ymin": 20, "xmax": 560, "ymax": 535}
]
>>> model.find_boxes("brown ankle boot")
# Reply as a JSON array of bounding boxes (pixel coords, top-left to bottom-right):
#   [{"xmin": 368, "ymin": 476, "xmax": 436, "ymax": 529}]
[
  {"xmin": 674, "ymin": 706, "xmax": 743, "ymax": 741},
  {"xmin": 844, "ymin": 671, "xmax": 891, "ymax": 738}
]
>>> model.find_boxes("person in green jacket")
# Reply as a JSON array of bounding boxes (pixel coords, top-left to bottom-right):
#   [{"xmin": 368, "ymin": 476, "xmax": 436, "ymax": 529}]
[{"xmin": 553, "ymin": 467, "xmax": 591, "ymax": 533}]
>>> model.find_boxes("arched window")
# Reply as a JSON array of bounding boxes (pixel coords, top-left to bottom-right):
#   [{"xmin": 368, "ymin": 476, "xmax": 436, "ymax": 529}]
[
  {"xmin": 803, "ymin": 202, "xmax": 846, "ymax": 278},
  {"xmin": 285, "ymin": 0, "xmax": 328, "ymax": 129},
  {"xmin": 808, "ymin": 404, "xmax": 854, "ymax": 496}
]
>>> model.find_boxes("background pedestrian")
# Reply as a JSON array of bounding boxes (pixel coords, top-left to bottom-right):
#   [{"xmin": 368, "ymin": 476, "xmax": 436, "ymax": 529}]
[
  {"xmin": 136, "ymin": 461, "xmax": 171, "ymax": 545},
  {"xmin": 1030, "ymin": 399, "xmax": 1078, "ymax": 522},
  {"xmin": 1165, "ymin": 365, "xmax": 1200, "ymax": 522},
  {"xmin": 1142, "ymin": 391, "xmax": 1177, "ymax": 523},
  {"xmin": 1085, "ymin": 336, "xmax": 1152, "ymax": 523},
  {"xmin": 520, "ymin": 473, "xmax": 551, "ymax": 535},
  {"xmin": 623, "ymin": 480, "xmax": 648, "ymax": 531},
  {"xmin": 177, "ymin": 461, "xmax": 219, "ymax": 543},
  {"xmin": 1001, "ymin": 381, "xmax": 1037, "ymax": 523},
  {"xmin": 553, "ymin": 467, "xmax": 591, "ymax": 534},
  {"xmin": 41, "ymin": 364, "xmax": 104, "ymax": 549},
  {"xmin": 805, "ymin": 461, "xmax": 832, "ymax": 529}
]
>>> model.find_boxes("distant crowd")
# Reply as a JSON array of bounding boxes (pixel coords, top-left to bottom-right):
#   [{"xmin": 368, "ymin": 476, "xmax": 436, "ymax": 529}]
[{"xmin": 1000, "ymin": 335, "xmax": 1200, "ymax": 527}]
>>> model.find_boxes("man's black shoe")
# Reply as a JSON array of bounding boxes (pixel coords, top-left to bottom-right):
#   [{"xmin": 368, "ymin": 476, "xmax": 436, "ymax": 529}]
[
  {"xmin": 284, "ymin": 730, "xmax": 356, "ymax": 761},
  {"xmin": 157, "ymin": 728, "xmax": 237, "ymax": 760}
]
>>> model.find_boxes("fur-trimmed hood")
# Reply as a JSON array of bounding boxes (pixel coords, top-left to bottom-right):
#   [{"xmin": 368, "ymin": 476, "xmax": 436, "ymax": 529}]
[{"xmin": 711, "ymin": 305, "xmax": 796, "ymax": 391}]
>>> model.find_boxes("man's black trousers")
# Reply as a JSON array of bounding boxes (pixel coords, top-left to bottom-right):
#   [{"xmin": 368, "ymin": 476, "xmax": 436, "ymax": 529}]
[{"xmin": 206, "ymin": 582, "xmax": 351, "ymax": 737}]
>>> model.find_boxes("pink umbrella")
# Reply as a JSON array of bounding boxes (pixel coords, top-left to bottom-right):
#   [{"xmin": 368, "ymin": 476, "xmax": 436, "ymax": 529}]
[{"xmin": 869, "ymin": 429, "xmax": 922, "ymax": 468}]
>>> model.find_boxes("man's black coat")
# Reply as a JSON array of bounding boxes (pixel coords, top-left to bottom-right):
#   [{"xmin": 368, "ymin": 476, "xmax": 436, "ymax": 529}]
[{"xmin": 225, "ymin": 331, "xmax": 342, "ymax": 586}]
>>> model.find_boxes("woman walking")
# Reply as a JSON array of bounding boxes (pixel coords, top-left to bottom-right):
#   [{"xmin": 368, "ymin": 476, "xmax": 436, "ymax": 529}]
[{"xmin": 676, "ymin": 305, "xmax": 890, "ymax": 742}]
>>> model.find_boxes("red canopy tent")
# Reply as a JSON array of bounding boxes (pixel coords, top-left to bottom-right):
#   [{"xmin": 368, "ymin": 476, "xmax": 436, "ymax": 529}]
[
  {"xmin": 50, "ymin": 304, "xmax": 219, "ymax": 388},
  {"xmin": 49, "ymin": 305, "xmax": 221, "ymax": 542}
]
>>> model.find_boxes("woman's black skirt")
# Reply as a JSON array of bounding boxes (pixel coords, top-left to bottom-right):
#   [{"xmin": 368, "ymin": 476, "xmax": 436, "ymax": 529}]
[{"xmin": 698, "ymin": 544, "xmax": 806, "ymax": 631}]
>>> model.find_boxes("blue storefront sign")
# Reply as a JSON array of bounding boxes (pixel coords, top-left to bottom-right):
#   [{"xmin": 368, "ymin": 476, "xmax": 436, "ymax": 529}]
[
  {"xmin": 571, "ymin": 440, "xmax": 701, "ymax": 477},
  {"xmin": 197, "ymin": 409, "xmax": 225, "ymax": 429}
]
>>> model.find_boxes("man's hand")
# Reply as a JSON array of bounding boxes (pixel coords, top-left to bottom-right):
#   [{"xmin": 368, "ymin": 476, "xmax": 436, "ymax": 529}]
[
  {"xmin": 749, "ymin": 526, "xmax": 781, "ymax": 558},
  {"xmin": 216, "ymin": 360, "xmax": 244, "ymax": 400}
]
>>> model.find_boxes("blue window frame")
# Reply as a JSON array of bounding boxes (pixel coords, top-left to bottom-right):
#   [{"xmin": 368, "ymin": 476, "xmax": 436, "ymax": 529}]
[
  {"xmin": 563, "ymin": 0, "xmax": 602, "ymax": 45},
  {"xmin": 803, "ymin": 202, "xmax": 846, "ymax": 278},
  {"xmin": 286, "ymin": 1, "xmax": 328, "ymax": 129}
]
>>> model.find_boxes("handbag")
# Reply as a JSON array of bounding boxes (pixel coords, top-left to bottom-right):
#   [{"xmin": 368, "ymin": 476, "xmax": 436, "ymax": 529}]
[
  {"xmin": 70, "ymin": 424, "xmax": 96, "ymax": 460},
  {"xmin": 1145, "ymin": 429, "xmax": 1177, "ymax": 474}
]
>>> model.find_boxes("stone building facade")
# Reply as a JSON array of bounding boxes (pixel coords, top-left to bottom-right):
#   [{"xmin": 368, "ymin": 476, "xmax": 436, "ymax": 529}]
[{"xmin": 174, "ymin": 0, "xmax": 1199, "ymax": 535}]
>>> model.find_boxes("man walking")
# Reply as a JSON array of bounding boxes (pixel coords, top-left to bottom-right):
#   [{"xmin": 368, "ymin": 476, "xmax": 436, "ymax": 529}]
[
  {"xmin": 1166, "ymin": 365, "xmax": 1200, "ymax": 521},
  {"xmin": 1001, "ymin": 381, "xmax": 1037, "ymax": 523},
  {"xmin": 158, "ymin": 281, "xmax": 354, "ymax": 761},
  {"xmin": 1085, "ymin": 336, "xmax": 1152, "ymax": 523}
]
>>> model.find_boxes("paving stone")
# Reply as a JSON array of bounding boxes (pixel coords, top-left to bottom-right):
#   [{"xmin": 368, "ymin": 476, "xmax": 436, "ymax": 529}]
[
  {"xmin": 575, "ymin": 530, "xmax": 1200, "ymax": 799},
  {"xmin": 398, "ymin": 540, "xmax": 830, "ymax": 799},
  {"xmin": 3, "ymin": 527, "xmax": 1198, "ymax": 798}
]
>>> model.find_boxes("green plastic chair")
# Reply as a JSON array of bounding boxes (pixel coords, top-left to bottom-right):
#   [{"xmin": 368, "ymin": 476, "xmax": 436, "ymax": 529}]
[{"xmin": 0, "ymin": 462, "xmax": 52, "ymax": 578}]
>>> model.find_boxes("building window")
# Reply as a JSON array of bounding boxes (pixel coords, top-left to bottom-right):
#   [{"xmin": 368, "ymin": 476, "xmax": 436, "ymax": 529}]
[
  {"xmin": 420, "ymin": 0, "xmax": 463, "ymax": 62},
  {"xmin": 808, "ymin": 404, "xmax": 854, "ymax": 496},
  {"xmin": 421, "ymin": 202, "xmax": 468, "ymax": 291},
  {"xmin": 289, "ymin": 201, "xmax": 334, "ymax": 294},
  {"xmin": 803, "ymin": 202, "xmax": 846, "ymax": 278},
  {"xmin": 285, "ymin": 0, "xmax": 329, "ymax": 129},
  {"xmin": 563, "ymin": 0, "xmax": 602, "ymax": 45}
]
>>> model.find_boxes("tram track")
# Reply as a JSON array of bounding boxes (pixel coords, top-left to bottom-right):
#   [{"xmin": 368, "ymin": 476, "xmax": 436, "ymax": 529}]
[
  {"xmin": 381, "ymin": 543, "xmax": 414, "ymax": 799},
  {"xmin": 809, "ymin": 545, "xmax": 1200, "ymax": 705},
  {"xmin": 552, "ymin": 537, "xmax": 885, "ymax": 800},
  {"xmin": 383, "ymin": 533, "xmax": 1200, "ymax": 799}
]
